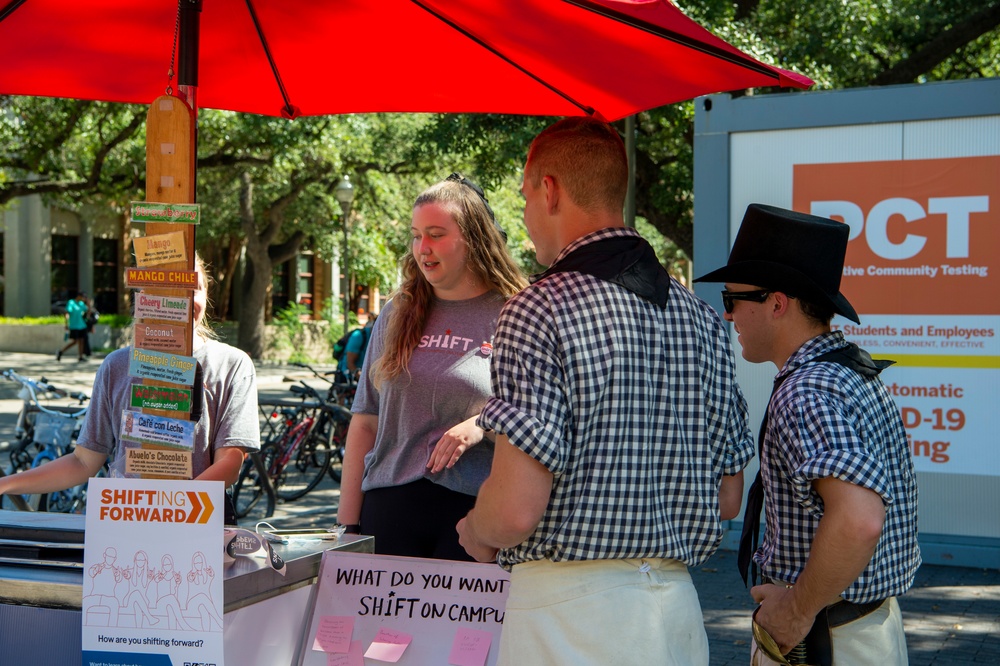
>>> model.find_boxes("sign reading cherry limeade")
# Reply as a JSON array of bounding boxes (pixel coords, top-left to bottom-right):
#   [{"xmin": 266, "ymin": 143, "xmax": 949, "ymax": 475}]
[
  {"xmin": 128, "ymin": 347, "xmax": 197, "ymax": 385},
  {"xmin": 83, "ymin": 477, "xmax": 223, "ymax": 666},
  {"xmin": 130, "ymin": 200, "xmax": 200, "ymax": 224},
  {"xmin": 134, "ymin": 292, "xmax": 191, "ymax": 323},
  {"xmin": 125, "ymin": 267, "xmax": 199, "ymax": 290}
]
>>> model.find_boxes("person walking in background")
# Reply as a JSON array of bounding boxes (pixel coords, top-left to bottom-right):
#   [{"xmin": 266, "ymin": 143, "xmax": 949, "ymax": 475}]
[
  {"xmin": 57, "ymin": 291, "xmax": 89, "ymax": 362},
  {"xmin": 694, "ymin": 204, "xmax": 920, "ymax": 665},
  {"xmin": 336, "ymin": 313, "xmax": 377, "ymax": 380},
  {"xmin": 456, "ymin": 118, "xmax": 753, "ymax": 665},
  {"xmin": 83, "ymin": 294, "xmax": 99, "ymax": 359},
  {"xmin": 337, "ymin": 174, "xmax": 527, "ymax": 561}
]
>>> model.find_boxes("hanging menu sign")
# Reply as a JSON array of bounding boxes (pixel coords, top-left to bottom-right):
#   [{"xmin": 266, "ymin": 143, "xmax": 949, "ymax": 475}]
[
  {"xmin": 134, "ymin": 292, "xmax": 191, "ymax": 323},
  {"xmin": 133, "ymin": 230, "xmax": 188, "ymax": 267},
  {"xmin": 125, "ymin": 267, "xmax": 199, "ymax": 290},
  {"xmin": 135, "ymin": 322, "xmax": 187, "ymax": 353},
  {"xmin": 130, "ymin": 385, "xmax": 192, "ymax": 413},
  {"xmin": 130, "ymin": 201, "xmax": 201, "ymax": 224},
  {"xmin": 128, "ymin": 348, "xmax": 198, "ymax": 385}
]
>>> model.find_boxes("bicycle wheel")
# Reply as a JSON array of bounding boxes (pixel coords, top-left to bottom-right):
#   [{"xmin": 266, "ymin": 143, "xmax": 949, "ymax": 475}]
[
  {"xmin": 274, "ymin": 426, "xmax": 332, "ymax": 501},
  {"xmin": 326, "ymin": 416, "xmax": 349, "ymax": 483},
  {"xmin": 232, "ymin": 445, "xmax": 277, "ymax": 521}
]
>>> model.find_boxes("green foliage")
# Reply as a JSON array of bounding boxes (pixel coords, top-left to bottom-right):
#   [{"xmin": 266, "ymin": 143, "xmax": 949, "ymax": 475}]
[
  {"xmin": 270, "ymin": 302, "xmax": 313, "ymax": 364},
  {"xmin": 0, "ymin": 315, "xmax": 65, "ymax": 325}
]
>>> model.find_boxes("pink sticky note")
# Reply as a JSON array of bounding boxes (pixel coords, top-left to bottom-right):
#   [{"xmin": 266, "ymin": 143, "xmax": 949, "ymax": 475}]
[
  {"xmin": 327, "ymin": 640, "xmax": 365, "ymax": 666},
  {"xmin": 313, "ymin": 615, "xmax": 355, "ymax": 653},
  {"xmin": 364, "ymin": 628, "xmax": 413, "ymax": 663},
  {"xmin": 449, "ymin": 627, "xmax": 493, "ymax": 666}
]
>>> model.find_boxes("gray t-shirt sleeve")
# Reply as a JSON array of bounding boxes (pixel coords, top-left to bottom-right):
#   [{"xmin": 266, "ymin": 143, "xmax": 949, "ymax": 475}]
[{"xmin": 78, "ymin": 341, "xmax": 260, "ymax": 479}]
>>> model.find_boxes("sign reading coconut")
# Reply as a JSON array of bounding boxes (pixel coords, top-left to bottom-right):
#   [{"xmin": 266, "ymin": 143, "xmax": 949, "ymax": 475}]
[{"xmin": 135, "ymin": 322, "xmax": 187, "ymax": 353}]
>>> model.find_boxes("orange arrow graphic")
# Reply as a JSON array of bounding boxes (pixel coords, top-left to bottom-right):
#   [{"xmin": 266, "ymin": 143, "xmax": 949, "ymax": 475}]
[
  {"xmin": 198, "ymin": 492, "xmax": 214, "ymax": 524},
  {"xmin": 186, "ymin": 490, "xmax": 203, "ymax": 523}
]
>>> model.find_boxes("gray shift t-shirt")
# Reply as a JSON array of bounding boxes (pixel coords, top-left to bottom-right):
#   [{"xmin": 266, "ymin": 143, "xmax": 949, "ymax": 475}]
[
  {"xmin": 78, "ymin": 339, "xmax": 260, "ymax": 479},
  {"xmin": 353, "ymin": 291, "xmax": 505, "ymax": 496}
]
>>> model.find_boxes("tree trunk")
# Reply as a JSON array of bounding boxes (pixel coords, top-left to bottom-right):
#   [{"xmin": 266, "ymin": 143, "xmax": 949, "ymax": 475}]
[
  {"xmin": 237, "ymin": 174, "xmax": 270, "ymax": 358},
  {"xmin": 235, "ymin": 172, "xmax": 309, "ymax": 358}
]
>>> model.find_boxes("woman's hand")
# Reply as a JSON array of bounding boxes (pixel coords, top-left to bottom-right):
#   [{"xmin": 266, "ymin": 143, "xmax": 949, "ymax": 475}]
[{"xmin": 427, "ymin": 416, "xmax": 485, "ymax": 474}]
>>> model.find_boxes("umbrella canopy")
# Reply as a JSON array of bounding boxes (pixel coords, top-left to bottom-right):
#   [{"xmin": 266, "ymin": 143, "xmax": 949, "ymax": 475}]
[{"xmin": 0, "ymin": 0, "xmax": 810, "ymax": 120}]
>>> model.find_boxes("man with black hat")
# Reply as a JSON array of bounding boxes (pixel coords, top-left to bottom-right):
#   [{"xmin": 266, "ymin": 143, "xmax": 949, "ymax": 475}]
[{"xmin": 695, "ymin": 204, "xmax": 920, "ymax": 665}]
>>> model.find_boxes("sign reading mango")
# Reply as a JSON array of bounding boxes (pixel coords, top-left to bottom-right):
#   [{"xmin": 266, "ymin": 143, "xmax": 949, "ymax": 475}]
[
  {"xmin": 97, "ymin": 487, "xmax": 214, "ymax": 524},
  {"xmin": 132, "ymin": 230, "xmax": 188, "ymax": 267},
  {"xmin": 125, "ymin": 267, "xmax": 198, "ymax": 290}
]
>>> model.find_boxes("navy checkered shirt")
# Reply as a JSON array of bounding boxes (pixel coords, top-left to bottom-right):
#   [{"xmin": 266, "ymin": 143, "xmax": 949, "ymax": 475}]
[
  {"xmin": 756, "ymin": 331, "xmax": 921, "ymax": 602},
  {"xmin": 479, "ymin": 227, "xmax": 754, "ymax": 569}
]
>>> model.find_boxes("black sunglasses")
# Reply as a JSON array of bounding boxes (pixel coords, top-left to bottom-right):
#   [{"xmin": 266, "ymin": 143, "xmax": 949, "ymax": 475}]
[
  {"xmin": 721, "ymin": 289, "xmax": 771, "ymax": 313},
  {"xmin": 446, "ymin": 172, "xmax": 507, "ymax": 242}
]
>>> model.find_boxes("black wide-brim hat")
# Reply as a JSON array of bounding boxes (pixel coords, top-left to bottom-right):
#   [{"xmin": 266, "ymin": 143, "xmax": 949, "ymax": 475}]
[{"xmin": 694, "ymin": 203, "xmax": 860, "ymax": 324}]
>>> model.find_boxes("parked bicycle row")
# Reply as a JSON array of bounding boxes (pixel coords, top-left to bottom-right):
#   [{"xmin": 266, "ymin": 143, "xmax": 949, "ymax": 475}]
[
  {"xmin": 232, "ymin": 363, "xmax": 357, "ymax": 525},
  {"xmin": 0, "ymin": 368, "xmax": 94, "ymax": 513}
]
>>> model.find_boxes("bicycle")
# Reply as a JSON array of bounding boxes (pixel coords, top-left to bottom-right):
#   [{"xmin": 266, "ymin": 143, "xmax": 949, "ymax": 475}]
[
  {"xmin": 286, "ymin": 363, "xmax": 356, "ymax": 482},
  {"xmin": 231, "ymin": 397, "xmax": 339, "ymax": 521},
  {"xmin": 2, "ymin": 368, "xmax": 91, "ymax": 512}
]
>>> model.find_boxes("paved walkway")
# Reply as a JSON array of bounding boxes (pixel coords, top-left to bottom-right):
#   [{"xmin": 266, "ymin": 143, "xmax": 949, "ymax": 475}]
[{"xmin": 2, "ymin": 352, "xmax": 998, "ymax": 665}]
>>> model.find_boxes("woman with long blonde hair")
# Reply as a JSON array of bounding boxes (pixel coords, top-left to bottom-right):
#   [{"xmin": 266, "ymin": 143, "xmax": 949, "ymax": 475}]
[{"xmin": 338, "ymin": 174, "xmax": 526, "ymax": 560}]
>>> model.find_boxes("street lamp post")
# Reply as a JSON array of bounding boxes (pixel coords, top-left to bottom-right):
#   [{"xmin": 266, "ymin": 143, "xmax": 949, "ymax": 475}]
[{"xmin": 334, "ymin": 175, "xmax": 355, "ymax": 336}]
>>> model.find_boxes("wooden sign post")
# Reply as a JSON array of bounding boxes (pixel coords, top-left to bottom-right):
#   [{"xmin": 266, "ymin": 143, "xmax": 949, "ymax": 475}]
[{"xmin": 123, "ymin": 94, "xmax": 199, "ymax": 479}]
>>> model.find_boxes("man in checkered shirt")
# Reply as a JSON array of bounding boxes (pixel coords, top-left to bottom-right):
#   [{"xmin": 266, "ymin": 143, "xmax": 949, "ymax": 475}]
[
  {"xmin": 456, "ymin": 117, "xmax": 754, "ymax": 665},
  {"xmin": 695, "ymin": 204, "xmax": 920, "ymax": 665}
]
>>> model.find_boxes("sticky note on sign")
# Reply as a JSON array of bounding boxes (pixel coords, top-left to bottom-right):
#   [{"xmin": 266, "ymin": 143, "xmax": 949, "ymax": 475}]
[
  {"xmin": 313, "ymin": 615, "xmax": 354, "ymax": 653},
  {"xmin": 326, "ymin": 640, "xmax": 364, "ymax": 665},
  {"xmin": 364, "ymin": 628, "xmax": 412, "ymax": 662},
  {"xmin": 449, "ymin": 627, "xmax": 493, "ymax": 666}
]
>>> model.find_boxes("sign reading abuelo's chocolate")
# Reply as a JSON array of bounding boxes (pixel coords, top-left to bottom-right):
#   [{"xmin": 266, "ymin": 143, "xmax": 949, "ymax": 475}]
[
  {"xmin": 135, "ymin": 322, "xmax": 186, "ymax": 352},
  {"xmin": 134, "ymin": 292, "xmax": 190, "ymax": 323},
  {"xmin": 130, "ymin": 385, "xmax": 192, "ymax": 412}
]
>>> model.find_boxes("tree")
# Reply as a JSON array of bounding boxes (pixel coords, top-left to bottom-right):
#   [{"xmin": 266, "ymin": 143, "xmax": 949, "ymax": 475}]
[{"xmin": 422, "ymin": 0, "xmax": 1000, "ymax": 260}]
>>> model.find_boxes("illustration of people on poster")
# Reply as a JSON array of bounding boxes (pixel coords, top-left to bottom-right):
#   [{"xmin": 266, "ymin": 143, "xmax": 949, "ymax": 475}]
[
  {"xmin": 82, "ymin": 477, "xmax": 225, "ymax": 666},
  {"xmin": 794, "ymin": 155, "xmax": 999, "ymax": 476}
]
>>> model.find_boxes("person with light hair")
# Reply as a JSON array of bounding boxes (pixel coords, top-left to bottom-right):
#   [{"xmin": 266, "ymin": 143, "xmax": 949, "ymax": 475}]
[
  {"xmin": 338, "ymin": 174, "xmax": 526, "ymax": 560},
  {"xmin": 0, "ymin": 256, "xmax": 259, "ymax": 523}
]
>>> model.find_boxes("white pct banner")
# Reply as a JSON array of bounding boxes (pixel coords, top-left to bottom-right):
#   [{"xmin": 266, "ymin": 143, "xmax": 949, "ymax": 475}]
[{"xmin": 82, "ymin": 477, "xmax": 224, "ymax": 666}]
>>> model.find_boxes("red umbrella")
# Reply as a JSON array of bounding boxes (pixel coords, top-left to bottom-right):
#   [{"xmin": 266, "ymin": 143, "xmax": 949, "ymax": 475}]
[{"xmin": 0, "ymin": 0, "xmax": 810, "ymax": 120}]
